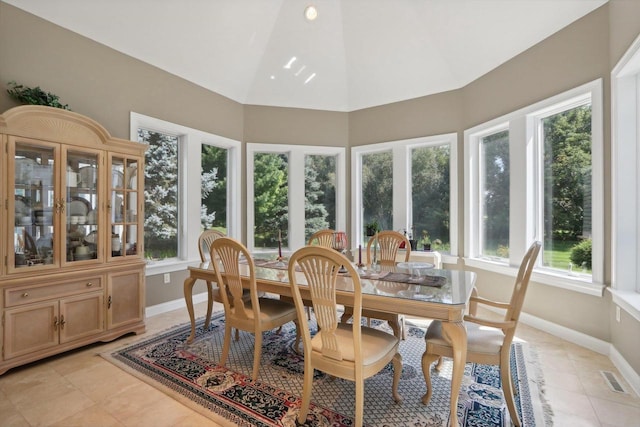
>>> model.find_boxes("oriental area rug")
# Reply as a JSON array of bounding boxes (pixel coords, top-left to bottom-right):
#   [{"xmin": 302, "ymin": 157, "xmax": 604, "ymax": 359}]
[{"xmin": 104, "ymin": 312, "xmax": 551, "ymax": 427}]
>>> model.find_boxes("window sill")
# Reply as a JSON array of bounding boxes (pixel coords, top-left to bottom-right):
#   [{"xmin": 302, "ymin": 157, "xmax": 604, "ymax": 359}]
[
  {"xmin": 145, "ymin": 258, "xmax": 197, "ymax": 276},
  {"xmin": 608, "ymin": 288, "xmax": 640, "ymax": 323},
  {"xmin": 464, "ymin": 257, "xmax": 605, "ymax": 297}
]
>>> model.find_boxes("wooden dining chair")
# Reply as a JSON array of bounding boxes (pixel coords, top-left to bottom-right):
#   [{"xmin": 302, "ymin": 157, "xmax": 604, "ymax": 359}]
[
  {"xmin": 421, "ymin": 241, "xmax": 541, "ymax": 427},
  {"xmin": 198, "ymin": 229, "xmax": 225, "ymax": 329},
  {"xmin": 307, "ymin": 228, "xmax": 335, "ymax": 247},
  {"xmin": 209, "ymin": 237, "xmax": 299, "ymax": 381},
  {"xmin": 288, "ymin": 246, "xmax": 402, "ymax": 427},
  {"xmin": 342, "ymin": 230, "xmax": 411, "ymax": 339}
]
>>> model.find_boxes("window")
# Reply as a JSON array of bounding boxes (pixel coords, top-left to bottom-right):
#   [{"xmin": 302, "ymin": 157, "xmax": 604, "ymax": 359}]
[
  {"xmin": 412, "ymin": 144, "xmax": 451, "ymax": 252},
  {"xmin": 612, "ymin": 33, "xmax": 640, "ymax": 316},
  {"xmin": 362, "ymin": 150, "xmax": 393, "ymax": 232},
  {"xmin": 247, "ymin": 144, "xmax": 346, "ymax": 252},
  {"xmin": 253, "ymin": 152, "xmax": 289, "ymax": 248},
  {"xmin": 352, "ymin": 134, "xmax": 458, "ymax": 256},
  {"xmin": 479, "ymin": 130, "xmax": 510, "ymax": 260},
  {"xmin": 305, "ymin": 154, "xmax": 337, "ymax": 241},
  {"xmin": 138, "ymin": 129, "xmax": 179, "ymax": 260},
  {"xmin": 465, "ymin": 80, "xmax": 603, "ymax": 294},
  {"xmin": 131, "ymin": 113, "xmax": 241, "ymax": 275},
  {"xmin": 538, "ymin": 103, "xmax": 592, "ymax": 275},
  {"xmin": 201, "ymin": 144, "xmax": 228, "ymax": 233}
]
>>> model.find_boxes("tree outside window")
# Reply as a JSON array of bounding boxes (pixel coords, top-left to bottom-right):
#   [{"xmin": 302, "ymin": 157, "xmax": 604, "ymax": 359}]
[
  {"xmin": 305, "ymin": 154, "xmax": 336, "ymax": 241},
  {"xmin": 362, "ymin": 151, "xmax": 393, "ymax": 233},
  {"xmin": 542, "ymin": 104, "xmax": 592, "ymax": 273},
  {"xmin": 412, "ymin": 145, "xmax": 450, "ymax": 251},
  {"xmin": 138, "ymin": 129, "xmax": 178, "ymax": 260},
  {"xmin": 480, "ymin": 130, "xmax": 510, "ymax": 259},
  {"xmin": 253, "ymin": 153, "xmax": 289, "ymax": 247},
  {"xmin": 201, "ymin": 144, "xmax": 227, "ymax": 233}
]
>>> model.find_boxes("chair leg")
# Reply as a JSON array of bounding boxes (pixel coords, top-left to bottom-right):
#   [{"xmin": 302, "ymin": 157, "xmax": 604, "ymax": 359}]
[
  {"xmin": 391, "ymin": 352, "xmax": 403, "ymax": 403},
  {"xmin": 421, "ymin": 351, "xmax": 440, "ymax": 405},
  {"xmin": 235, "ymin": 328, "xmax": 240, "ymax": 341},
  {"xmin": 500, "ymin": 351, "xmax": 521, "ymax": 426},
  {"xmin": 340, "ymin": 307, "xmax": 352, "ymax": 324},
  {"xmin": 204, "ymin": 281, "xmax": 214, "ymax": 329},
  {"xmin": 220, "ymin": 323, "xmax": 232, "ymax": 367},
  {"xmin": 435, "ymin": 355, "xmax": 444, "ymax": 371},
  {"xmin": 252, "ymin": 332, "xmax": 263, "ymax": 381},
  {"xmin": 297, "ymin": 354, "xmax": 313, "ymax": 425},
  {"xmin": 355, "ymin": 377, "xmax": 364, "ymax": 427},
  {"xmin": 293, "ymin": 320, "xmax": 302, "ymax": 352}
]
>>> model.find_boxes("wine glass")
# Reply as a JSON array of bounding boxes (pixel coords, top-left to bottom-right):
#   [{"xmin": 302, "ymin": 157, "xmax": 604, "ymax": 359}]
[{"xmin": 332, "ymin": 231, "xmax": 348, "ymax": 272}]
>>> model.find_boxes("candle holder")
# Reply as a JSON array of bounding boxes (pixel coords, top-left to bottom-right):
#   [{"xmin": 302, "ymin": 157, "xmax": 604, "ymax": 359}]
[{"xmin": 275, "ymin": 255, "xmax": 286, "ymax": 268}]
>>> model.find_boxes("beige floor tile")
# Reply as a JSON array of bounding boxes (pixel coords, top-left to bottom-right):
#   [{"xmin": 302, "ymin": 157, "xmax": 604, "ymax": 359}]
[
  {"xmin": 63, "ymin": 359, "xmax": 141, "ymax": 402},
  {"xmin": 590, "ymin": 395, "xmax": 640, "ymax": 426},
  {"xmin": 18, "ymin": 388, "xmax": 95, "ymax": 427},
  {"xmin": 544, "ymin": 370, "xmax": 585, "ymax": 393},
  {"xmin": 551, "ymin": 409, "xmax": 602, "ymax": 427},
  {"xmin": 49, "ymin": 404, "xmax": 125, "ymax": 427},
  {"xmin": 545, "ymin": 385, "xmax": 600, "ymax": 420}
]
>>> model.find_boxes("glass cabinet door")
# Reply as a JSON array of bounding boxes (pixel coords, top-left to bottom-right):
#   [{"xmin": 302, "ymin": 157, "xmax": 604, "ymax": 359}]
[
  {"xmin": 11, "ymin": 140, "xmax": 57, "ymax": 270},
  {"xmin": 64, "ymin": 149, "xmax": 100, "ymax": 264},
  {"xmin": 110, "ymin": 156, "xmax": 140, "ymax": 258}
]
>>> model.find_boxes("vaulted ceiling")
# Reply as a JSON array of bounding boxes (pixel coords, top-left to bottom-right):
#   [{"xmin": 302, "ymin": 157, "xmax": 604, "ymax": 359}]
[{"xmin": 4, "ymin": 0, "xmax": 607, "ymax": 111}]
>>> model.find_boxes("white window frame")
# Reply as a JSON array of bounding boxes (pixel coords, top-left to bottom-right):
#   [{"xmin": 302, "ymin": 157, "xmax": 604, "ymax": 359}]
[
  {"xmin": 351, "ymin": 133, "xmax": 459, "ymax": 262},
  {"xmin": 246, "ymin": 143, "xmax": 346, "ymax": 253},
  {"xmin": 611, "ymin": 33, "xmax": 640, "ymax": 321},
  {"xmin": 464, "ymin": 80, "xmax": 604, "ymax": 296},
  {"xmin": 130, "ymin": 112, "xmax": 241, "ymax": 276}
]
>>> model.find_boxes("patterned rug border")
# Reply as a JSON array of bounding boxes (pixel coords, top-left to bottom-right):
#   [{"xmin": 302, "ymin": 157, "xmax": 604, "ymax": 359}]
[
  {"xmin": 103, "ymin": 317, "xmax": 246, "ymax": 427},
  {"xmin": 102, "ymin": 313, "xmax": 552, "ymax": 426}
]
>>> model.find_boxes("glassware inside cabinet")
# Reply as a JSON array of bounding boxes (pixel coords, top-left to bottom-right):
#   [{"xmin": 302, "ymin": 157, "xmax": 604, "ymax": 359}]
[
  {"xmin": 13, "ymin": 142, "xmax": 55, "ymax": 268},
  {"xmin": 66, "ymin": 151, "xmax": 99, "ymax": 262},
  {"xmin": 110, "ymin": 157, "xmax": 139, "ymax": 257}
]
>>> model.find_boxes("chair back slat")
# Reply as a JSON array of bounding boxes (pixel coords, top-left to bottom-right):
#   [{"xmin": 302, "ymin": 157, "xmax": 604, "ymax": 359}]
[
  {"xmin": 289, "ymin": 246, "xmax": 363, "ymax": 362},
  {"xmin": 198, "ymin": 229, "xmax": 225, "ymax": 261},
  {"xmin": 210, "ymin": 237, "xmax": 256, "ymax": 321},
  {"xmin": 367, "ymin": 230, "xmax": 411, "ymax": 265},
  {"xmin": 506, "ymin": 241, "xmax": 541, "ymax": 324},
  {"xmin": 307, "ymin": 229, "xmax": 335, "ymax": 247}
]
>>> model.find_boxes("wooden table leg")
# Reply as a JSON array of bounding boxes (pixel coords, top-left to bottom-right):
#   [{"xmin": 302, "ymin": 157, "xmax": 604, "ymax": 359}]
[
  {"xmin": 442, "ymin": 321, "xmax": 467, "ymax": 427},
  {"xmin": 183, "ymin": 275, "xmax": 197, "ymax": 343}
]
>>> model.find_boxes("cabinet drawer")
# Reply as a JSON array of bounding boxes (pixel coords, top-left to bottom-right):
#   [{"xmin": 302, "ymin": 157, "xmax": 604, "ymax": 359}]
[{"xmin": 5, "ymin": 277, "xmax": 103, "ymax": 308}]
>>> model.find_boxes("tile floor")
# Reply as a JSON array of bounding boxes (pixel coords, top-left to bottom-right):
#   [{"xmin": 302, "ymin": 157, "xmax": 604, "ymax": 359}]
[{"xmin": 1, "ymin": 301, "xmax": 639, "ymax": 427}]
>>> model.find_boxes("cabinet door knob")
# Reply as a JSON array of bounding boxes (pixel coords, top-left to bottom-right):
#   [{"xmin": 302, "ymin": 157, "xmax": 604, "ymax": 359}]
[
  {"xmin": 22, "ymin": 292, "xmax": 29, "ymax": 298},
  {"xmin": 86, "ymin": 282, "xmax": 93, "ymax": 287},
  {"xmin": 53, "ymin": 316, "xmax": 59, "ymax": 331},
  {"xmin": 59, "ymin": 315, "xmax": 66, "ymax": 329}
]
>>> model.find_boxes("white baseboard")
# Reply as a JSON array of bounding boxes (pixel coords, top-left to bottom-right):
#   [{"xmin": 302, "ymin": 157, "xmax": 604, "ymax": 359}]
[
  {"xmin": 610, "ymin": 346, "xmax": 640, "ymax": 398},
  {"xmin": 145, "ymin": 292, "xmax": 209, "ymax": 318},
  {"xmin": 517, "ymin": 310, "xmax": 640, "ymax": 396},
  {"xmin": 518, "ymin": 311, "xmax": 611, "ymax": 355}
]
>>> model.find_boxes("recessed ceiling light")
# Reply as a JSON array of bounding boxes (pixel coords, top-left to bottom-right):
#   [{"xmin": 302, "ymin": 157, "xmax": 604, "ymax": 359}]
[{"xmin": 304, "ymin": 5, "xmax": 318, "ymax": 21}]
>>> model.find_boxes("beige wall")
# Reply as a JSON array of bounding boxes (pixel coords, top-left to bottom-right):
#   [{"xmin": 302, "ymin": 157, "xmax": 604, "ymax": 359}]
[
  {"xmin": 1, "ymin": 1, "xmax": 639, "ymax": 375},
  {"xmin": 0, "ymin": 3, "xmax": 244, "ymax": 142}
]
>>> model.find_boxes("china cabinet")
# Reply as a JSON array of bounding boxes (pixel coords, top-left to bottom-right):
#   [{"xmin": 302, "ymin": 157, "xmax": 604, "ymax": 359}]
[{"xmin": 0, "ymin": 106, "xmax": 147, "ymax": 375}]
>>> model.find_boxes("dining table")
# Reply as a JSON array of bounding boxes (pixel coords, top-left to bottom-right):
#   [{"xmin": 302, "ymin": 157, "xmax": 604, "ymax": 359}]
[{"xmin": 183, "ymin": 256, "xmax": 476, "ymax": 427}]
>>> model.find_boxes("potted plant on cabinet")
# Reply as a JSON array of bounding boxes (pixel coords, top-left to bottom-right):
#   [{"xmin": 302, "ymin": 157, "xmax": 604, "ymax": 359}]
[
  {"xmin": 365, "ymin": 220, "xmax": 380, "ymax": 237},
  {"xmin": 420, "ymin": 229, "xmax": 431, "ymax": 251}
]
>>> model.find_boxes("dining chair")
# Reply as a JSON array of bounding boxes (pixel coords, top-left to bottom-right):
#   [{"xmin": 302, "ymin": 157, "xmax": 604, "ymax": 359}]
[
  {"xmin": 198, "ymin": 229, "xmax": 225, "ymax": 329},
  {"xmin": 198, "ymin": 229, "xmax": 254, "ymax": 341},
  {"xmin": 209, "ymin": 237, "xmax": 299, "ymax": 381},
  {"xmin": 288, "ymin": 246, "xmax": 402, "ymax": 427},
  {"xmin": 421, "ymin": 240, "xmax": 541, "ymax": 427},
  {"xmin": 307, "ymin": 228, "xmax": 335, "ymax": 247},
  {"xmin": 342, "ymin": 230, "xmax": 411, "ymax": 339}
]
